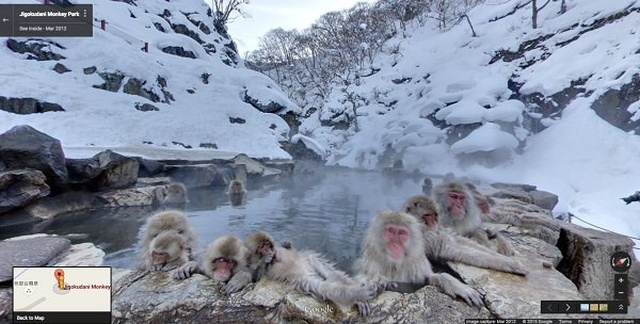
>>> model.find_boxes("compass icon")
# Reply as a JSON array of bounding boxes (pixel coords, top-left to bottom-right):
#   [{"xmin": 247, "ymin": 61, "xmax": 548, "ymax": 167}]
[{"xmin": 610, "ymin": 251, "xmax": 632, "ymax": 273}]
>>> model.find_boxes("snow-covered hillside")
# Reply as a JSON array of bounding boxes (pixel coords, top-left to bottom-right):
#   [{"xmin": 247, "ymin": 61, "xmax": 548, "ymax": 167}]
[
  {"xmin": 293, "ymin": 0, "xmax": 640, "ymax": 252},
  {"xmin": 0, "ymin": 0, "xmax": 299, "ymax": 159}
]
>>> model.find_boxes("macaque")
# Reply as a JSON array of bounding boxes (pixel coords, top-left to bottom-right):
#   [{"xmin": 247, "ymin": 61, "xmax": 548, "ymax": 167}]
[
  {"xmin": 162, "ymin": 182, "xmax": 189, "ymax": 205},
  {"xmin": 245, "ymin": 230, "xmax": 376, "ymax": 312},
  {"xmin": 227, "ymin": 179, "xmax": 247, "ymax": 195},
  {"xmin": 197, "ymin": 235, "xmax": 253, "ymax": 294},
  {"xmin": 422, "ymin": 178, "xmax": 433, "ymax": 196},
  {"xmin": 146, "ymin": 230, "xmax": 189, "ymax": 271},
  {"xmin": 435, "ymin": 182, "xmax": 515, "ymax": 256},
  {"xmin": 136, "ymin": 210, "xmax": 197, "ymax": 270},
  {"xmin": 402, "ymin": 195, "xmax": 528, "ymax": 276},
  {"xmin": 227, "ymin": 179, "xmax": 247, "ymax": 207},
  {"xmin": 358, "ymin": 210, "xmax": 484, "ymax": 313}
]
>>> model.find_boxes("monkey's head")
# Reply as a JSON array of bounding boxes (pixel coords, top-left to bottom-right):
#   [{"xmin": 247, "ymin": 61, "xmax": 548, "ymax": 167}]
[
  {"xmin": 366, "ymin": 210, "xmax": 424, "ymax": 264},
  {"xmin": 245, "ymin": 231, "xmax": 276, "ymax": 261},
  {"xmin": 149, "ymin": 230, "xmax": 187, "ymax": 271},
  {"xmin": 471, "ymin": 190, "xmax": 493, "ymax": 214},
  {"xmin": 434, "ymin": 182, "xmax": 475, "ymax": 220},
  {"xmin": 144, "ymin": 210, "xmax": 191, "ymax": 239},
  {"xmin": 203, "ymin": 235, "xmax": 248, "ymax": 283},
  {"xmin": 402, "ymin": 196, "xmax": 438, "ymax": 231}
]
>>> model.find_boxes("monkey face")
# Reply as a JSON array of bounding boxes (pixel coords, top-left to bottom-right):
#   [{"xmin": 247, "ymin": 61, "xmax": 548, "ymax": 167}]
[
  {"xmin": 152, "ymin": 250, "xmax": 169, "ymax": 270},
  {"xmin": 212, "ymin": 257, "xmax": 237, "ymax": 282},
  {"xmin": 383, "ymin": 224, "xmax": 410, "ymax": 262},
  {"xmin": 478, "ymin": 202, "xmax": 490, "ymax": 214},
  {"xmin": 448, "ymin": 191, "xmax": 467, "ymax": 219},
  {"xmin": 421, "ymin": 212, "xmax": 438, "ymax": 230},
  {"xmin": 257, "ymin": 240, "xmax": 275, "ymax": 262}
]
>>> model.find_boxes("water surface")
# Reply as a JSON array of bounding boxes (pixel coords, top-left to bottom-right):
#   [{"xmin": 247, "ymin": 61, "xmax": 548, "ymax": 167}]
[{"xmin": 4, "ymin": 169, "xmax": 424, "ymax": 272}]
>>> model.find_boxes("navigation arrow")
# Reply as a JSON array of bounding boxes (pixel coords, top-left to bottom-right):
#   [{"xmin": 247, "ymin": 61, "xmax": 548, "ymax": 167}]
[
  {"xmin": 2, "ymin": 18, "xmax": 8, "ymax": 23},
  {"xmin": 565, "ymin": 303, "xmax": 571, "ymax": 311}
]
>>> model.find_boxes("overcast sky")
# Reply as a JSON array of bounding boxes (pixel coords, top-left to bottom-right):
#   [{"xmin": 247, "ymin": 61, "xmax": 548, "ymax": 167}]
[{"xmin": 226, "ymin": 0, "xmax": 375, "ymax": 56}]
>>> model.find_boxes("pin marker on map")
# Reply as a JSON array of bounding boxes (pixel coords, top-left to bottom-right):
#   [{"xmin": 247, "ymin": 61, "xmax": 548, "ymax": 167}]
[{"xmin": 54, "ymin": 269, "xmax": 65, "ymax": 290}]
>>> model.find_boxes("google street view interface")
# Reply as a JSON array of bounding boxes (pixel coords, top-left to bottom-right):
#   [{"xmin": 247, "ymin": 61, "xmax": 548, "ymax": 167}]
[{"xmin": 1, "ymin": 1, "xmax": 639, "ymax": 324}]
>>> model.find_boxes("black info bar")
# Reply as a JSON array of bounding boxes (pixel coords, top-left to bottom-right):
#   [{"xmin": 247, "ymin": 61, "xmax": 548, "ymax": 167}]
[{"xmin": 0, "ymin": 4, "xmax": 93, "ymax": 37}]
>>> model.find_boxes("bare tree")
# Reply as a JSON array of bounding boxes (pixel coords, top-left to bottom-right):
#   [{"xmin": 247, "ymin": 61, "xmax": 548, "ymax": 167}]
[
  {"xmin": 211, "ymin": 0, "xmax": 250, "ymax": 27},
  {"xmin": 531, "ymin": 0, "xmax": 551, "ymax": 29}
]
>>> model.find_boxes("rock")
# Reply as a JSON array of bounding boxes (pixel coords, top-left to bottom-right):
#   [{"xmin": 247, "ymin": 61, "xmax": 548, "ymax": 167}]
[
  {"xmin": 0, "ymin": 169, "xmax": 50, "ymax": 214},
  {"xmin": 592, "ymin": 73, "xmax": 640, "ymax": 133},
  {"xmin": 167, "ymin": 164, "xmax": 218, "ymax": 188},
  {"xmin": 0, "ymin": 287, "xmax": 10, "ymax": 323},
  {"xmin": 83, "ymin": 66, "xmax": 97, "ymax": 74},
  {"xmin": 123, "ymin": 78, "xmax": 165, "ymax": 103},
  {"xmin": 135, "ymin": 158, "xmax": 166, "ymax": 177},
  {"xmin": 232, "ymin": 154, "xmax": 282, "ymax": 178},
  {"xmin": 0, "ymin": 96, "xmax": 65, "ymax": 114},
  {"xmin": 94, "ymin": 71, "xmax": 125, "ymax": 92},
  {"xmin": 6, "ymin": 38, "xmax": 66, "ymax": 61},
  {"xmin": 529, "ymin": 190, "xmax": 559, "ymax": 211},
  {"xmin": 136, "ymin": 177, "xmax": 171, "ymax": 186},
  {"xmin": 0, "ymin": 235, "xmax": 70, "ymax": 282},
  {"xmin": 491, "ymin": 182, "xmax": 537, "ymax": 192},
  {"xmin": 0, "ymin": 125, "xmax": 68, "ymax": 190},
  {"xmin": 170, "ymin": 23, "xmax": 204, "ymax": 44},
  {"xmin": 111, "ymin": 272, "xmax": 489, "ymax": 324},
  {"xmin": 95, "ymin": 185, "xmax": 166, "ymax": 207},
  {"xmin": 556, "ymin": 223, "xmax": 638, "ymax": 300},
  {"xmin": 243, "ymin": 90, "xmax": 286, "ymax": 113},
  {"xmin": 161, "ymin": 46, "xmax": 196, "ymax": 59},
  {"xmin": 134, "ymin": 102, "xmax": 159, "ymax": 112},
  {"xmin": 22, "ymin": 191, "xmax": 96, "ymax": 219},
  {"xmin": 490, "ymin": 189, "xmax": 533, "ymax": 204},
  {"xmin": 89, "ymin": 150, "xmax": 139, "ymax": 191},
  {"xmin": 66, "ymin": 158, "xmax": 102, "ymax": 182},
  {"xmin": 51, "ymin": 242, "xmax": 105, "ymax": 266},
  {"xmin": 53, "ymin": 63, "xmax": 70, "ymax": 74}
]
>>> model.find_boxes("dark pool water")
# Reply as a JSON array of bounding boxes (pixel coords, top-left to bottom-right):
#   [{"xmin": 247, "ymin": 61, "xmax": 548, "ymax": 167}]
[{"xmin": 2, "ymin": 169, "xmax": 425, "ymax": 272}]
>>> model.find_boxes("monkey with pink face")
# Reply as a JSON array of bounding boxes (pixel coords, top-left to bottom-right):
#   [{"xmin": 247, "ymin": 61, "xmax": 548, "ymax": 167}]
[
  {"xmin": 358, "ymin": 210, "xmax": 484, "ymax": 315},
  {"xmin": 434, "ymin": 182, "xmax": 514, "ymax": 256}
]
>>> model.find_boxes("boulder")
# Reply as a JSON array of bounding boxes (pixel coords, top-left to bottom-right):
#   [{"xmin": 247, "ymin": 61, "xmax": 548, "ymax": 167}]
[
  {"xmin": 95, "ymin": 185, "xmax": 166, "ymax": 207},
  {"xmin": 89, "ymin": 150, "xmax": 139, "ymax": 191},
  {"xmin": 0, "ymin": 169, "xmax": 50, "ymax": 214},
  {"xmin": 232, "ymin": 154, "xmax": 282, "ymax": 178},
  {"xmin": 21, "ymin": 191, "xmax": 96, "ymax": 219},
  {"xmin": 111, "ymin": 272, "xmax": 490, "ymax": 324},
  {"xmin": 0, "ymin": 125, "xmax": 68, "ymax": 190},
  {"xmin": 167, "ymin": 164, "xmax": 218, "ymax": 188},
  {"xmin": 0, "ymin": 234, "xmax": 71, "ymax": 282},
  {"xmin": 529, "ymin": 189, "xmax": 559, "ymax": 211},
  {"xmin": 0, "ymin": 96, "xmax": 65, "ymax": 114}
]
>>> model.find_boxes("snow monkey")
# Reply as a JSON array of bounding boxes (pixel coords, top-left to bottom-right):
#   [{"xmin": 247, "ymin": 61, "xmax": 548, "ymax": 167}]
[
  {"xmin": 434, "ymin": 182, "xmax": 515, "ymax": 256},
  {"xmin": 358, "ymin": 210, "xmax": 484, "ymax": 314},
  {"xmin": 162, "ymin": 182, "xmax": 189, "ymax": 205},
  {"xmin": 201, "ymin": 235, "xmax": 253, "ymax": 293},
  {"xmin": 245, "ymin": 230, "xmax": 377, "ymax": 313},
  {"xmin": 227, "ymin": 179, "xmax": 247, "ymax": 206},
  {"xmin": 402, "ymin": 195, "xmax": 528, "ymax": 276},
  {"xmin": 145, "ymin": 230, "xmax": 189, "ymax": 271},
  {"xmin": 136, "ymin": 210, "xmax": 197, "ymax": 271}
]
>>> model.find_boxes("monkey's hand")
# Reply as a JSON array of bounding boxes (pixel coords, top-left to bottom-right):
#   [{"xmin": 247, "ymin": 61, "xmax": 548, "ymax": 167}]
[
  {"xmin": 281, "ymin": 240, "xmax": 293, "ymax": 249},
  {"xmin": 429, "ymin": 273, "xmax": 484, "ymax": 308},
  {"xmin": 455, "ymin": 285, "xmax": 484, "ymax": 308},
  {"xmin": 173, "ymin": 261, "xmax": 200, "ymax": 280},
  {"xmin": 505, "ymin": 260, "xmax": 529, "ymax": 276},
  {"xmin": 495, "ymin": 238, "xmax": 515, "ymax": 257},
  {"xmin": 224, "ymin": 270, "xmax": 252, "ymax": 294},
  {"xmin": 355, "ymin": 302, "xmax": 372, "ymax": 316}
]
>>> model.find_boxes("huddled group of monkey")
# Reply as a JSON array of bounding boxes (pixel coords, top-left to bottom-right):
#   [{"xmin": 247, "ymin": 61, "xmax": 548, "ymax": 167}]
[{"xmin": 137, "ymin": 178, "xmax": 533, "ymax": 316}]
